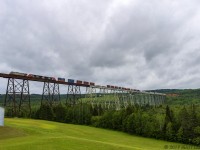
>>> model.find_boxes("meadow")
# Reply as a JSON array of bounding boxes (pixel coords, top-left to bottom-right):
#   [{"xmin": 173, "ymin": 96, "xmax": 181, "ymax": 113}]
[{"xmin": 0, "ymin": 118, "xmax": 197, "ymax": 150}]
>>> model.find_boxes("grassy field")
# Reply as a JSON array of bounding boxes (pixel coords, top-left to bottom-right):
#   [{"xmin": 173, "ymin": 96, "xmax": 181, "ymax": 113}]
[{"xmin": 0, "ymin": 118, "xmax": 197, "ymax": 150}]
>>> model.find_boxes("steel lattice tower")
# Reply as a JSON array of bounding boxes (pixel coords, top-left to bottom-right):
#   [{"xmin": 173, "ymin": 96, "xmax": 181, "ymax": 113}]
[
  {"xmin": 66, "ymin": 85, "xmax": 81, "ymax": 106},
  {"xmin": 41, "ymin": 82, "xmax": 60, "ymax": 106},
  {"xmin": 85, "ymin": 86, "xmax": 96, "ymax": 108},
  {"xmin": 4, "ymin": 78, "xmax": 31, "ymax": 116}
]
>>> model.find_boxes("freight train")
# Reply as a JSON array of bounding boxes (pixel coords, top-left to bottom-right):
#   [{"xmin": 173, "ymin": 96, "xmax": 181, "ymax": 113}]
[
  {"xmin": 10, "ymin": 72, "xmax": 59, "ymax": 81},
  {"xmin": 9, "ymin": 71, "xmax": 140, "ymax": 91}
]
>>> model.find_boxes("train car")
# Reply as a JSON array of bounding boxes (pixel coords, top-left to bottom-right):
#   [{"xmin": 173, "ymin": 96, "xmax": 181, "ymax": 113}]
[
  {"xmin": 90, "ymin": 82, "xmax": 95, "ymax": 86},
  {"xmin": 83, "ymin": 81, "xmax": 89, "ymax": 85},
  {"xmin": 107, "ymin": 85, "xmax": 111, "ymax": 88},
  {"xmin": 44, "ymin": 76, "xmax": 56, "ymax": 81},
  {"xmin": 134, "ymin": 89, "xmax": 140, "ymax": 92},
  {"xmin": 68, "ymin": 79, "xmax": 74, "ymax": 83},
  {"xmin": 58, "ymin": 77, "xmax": 65, "ymax": 82},
  {"xmin": 51, "ymin": 77, "xmax": 56, "ymax": 81},
  {"xmin": 44, "ymin": 76, "xmax": 51, "ymax": 80},
  {"xmin": 28, "ymin": 74, "xmax": 56, "ymax": 81},
  {"xmin": 76, "ymin": 80, "xmax": 82, "ymax": 84},
  {"xmin": 10, "ymin": 71, "xmax": 27, "ymax": 76},
  {"xmin": 28, "ymin": 74, "xmax": 44, "ymax": 79},
  {"xmin": 110, "ymin": 85, "xmax": 115, "ymax": 88}
]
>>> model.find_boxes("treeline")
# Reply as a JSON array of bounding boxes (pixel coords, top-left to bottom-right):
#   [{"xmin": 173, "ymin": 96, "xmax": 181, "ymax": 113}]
[
  {"xmin": 5, "ymin": 104, "xmax": 200, "ymax": 146},
  {"xmin": 92, "ymin": 105, "xmax": 200, "ymax": 146}
]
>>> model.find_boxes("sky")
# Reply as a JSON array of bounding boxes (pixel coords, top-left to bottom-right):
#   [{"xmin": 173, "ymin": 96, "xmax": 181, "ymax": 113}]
[{"xmin": 0, "ymin": 0, "xmax": 200, "ymax": 94}]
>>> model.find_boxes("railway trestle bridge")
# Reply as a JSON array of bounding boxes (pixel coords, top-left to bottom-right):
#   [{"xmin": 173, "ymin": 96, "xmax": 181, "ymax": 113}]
[{"xmin": 0, "ymin": 73, "xmax": 166, "ymax": 116}]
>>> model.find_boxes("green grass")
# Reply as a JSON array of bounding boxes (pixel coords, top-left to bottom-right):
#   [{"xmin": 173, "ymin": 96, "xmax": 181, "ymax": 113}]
[{"xmin": 0, "ymin": 118, "xmax": 198, "ymax": 150}]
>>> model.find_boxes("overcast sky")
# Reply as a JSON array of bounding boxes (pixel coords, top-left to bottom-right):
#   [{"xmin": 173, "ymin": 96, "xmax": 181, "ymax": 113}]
[{"xmin": 0, "ymin": 0, "xmax": 200, "ymax": 93}]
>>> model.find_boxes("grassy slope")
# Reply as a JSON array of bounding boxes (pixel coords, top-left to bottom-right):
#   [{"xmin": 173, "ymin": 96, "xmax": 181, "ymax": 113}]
[{"xmin": 0, "ymin": 118, "xmax": 196, "ymax": 150}]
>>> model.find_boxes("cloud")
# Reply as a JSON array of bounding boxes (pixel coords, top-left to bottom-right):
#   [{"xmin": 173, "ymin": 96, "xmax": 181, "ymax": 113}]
[{"xmin": 1, "ymin": 0, "xmax": 200, "ymax": 93}]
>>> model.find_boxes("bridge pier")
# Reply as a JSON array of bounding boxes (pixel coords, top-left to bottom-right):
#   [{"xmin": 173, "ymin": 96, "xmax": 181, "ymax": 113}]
[
  {"xmin": 41, "ymin": 82, "xmax": 60, "ymax": 106},
  {"xmin": 85, "ymin": 86, "xmax": 96, "ymax": 108},
  {"xmin": 66, "ymin": 85, "xmax": 81, "ymax": 106},
  {"xmin": 4, "ymin": 78, "xmax": 31, "ymax": 116}
]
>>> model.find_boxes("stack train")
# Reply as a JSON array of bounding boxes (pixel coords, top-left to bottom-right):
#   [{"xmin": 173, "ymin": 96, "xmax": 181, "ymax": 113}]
[{"xmin": 9, "ymin": 71, "xmax": 141, "ymax": 92}]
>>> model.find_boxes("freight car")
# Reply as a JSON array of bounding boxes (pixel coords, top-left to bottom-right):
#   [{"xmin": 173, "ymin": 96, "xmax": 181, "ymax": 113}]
[
  {"xmin": 28, "ymin": 74, "xmax": 56, "ymax": 81},
  {"xmin": 76, "ymin": 80, "xmax": 82, "ymax": 84},
  {"xmin": 83, "ymin": 81, "xmax": 89, "ymax": 85},
  {"xmin": 68, "ymin": 79, "xmax": 74, "ymax": 83},
  {"xmin": 10, "ymin": 71, "xmax": 27, "ymax": 76},
  {"xmin": 90, "ymin": 82, "xmax": 95, "ymax": 86},
  {"xmin": 107, "ymin": 85, "xmax": 111, "ymax": 88},
  {"xmin": 58, "ymin": 78, "xmax": 65, "ymax": 82}
]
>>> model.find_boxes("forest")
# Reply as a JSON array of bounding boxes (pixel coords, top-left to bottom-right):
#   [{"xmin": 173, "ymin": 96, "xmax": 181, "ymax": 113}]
[{"xmin": 2, "ymin": 88, "xmax": 200, "ymax": 146}]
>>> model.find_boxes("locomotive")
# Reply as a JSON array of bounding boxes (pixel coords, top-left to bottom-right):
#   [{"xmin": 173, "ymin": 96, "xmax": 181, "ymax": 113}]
[{"xmin": 10, "ymin": 72, "xmax": 58, "ymax": 81}]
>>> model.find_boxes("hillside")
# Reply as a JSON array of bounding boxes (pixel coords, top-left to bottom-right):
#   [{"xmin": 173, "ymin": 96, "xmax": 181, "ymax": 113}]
[
  {"xmin": 145, "ymin": 89, "xmax": 200, "ymax": 105},
  {"xmin": 0, "ymin": 118, "xmax": 195, "ymax": 150},
  {"xmin": 1, "ymin": 88, "xmax": 200, "ymax": 106}
]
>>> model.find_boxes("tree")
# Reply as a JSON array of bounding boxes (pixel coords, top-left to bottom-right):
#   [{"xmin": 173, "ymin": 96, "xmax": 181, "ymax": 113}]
[
  {"xmin": 125, "ymin": 113, "xmax": 136, "ymax": 134},
  {"xmin": 178, "ymin": 106, "xmax": 190, "ymax": 143},
  {"xmin": 36, "ymin": 104, "xmax": 55, "ymax": 121},
  {"xmin": 163, "ymin": 105, "xmax": 175, "ymax": 136},
  {"xmin": 166, "ymin": 122, "xmax": 175, "ymax": 141},
  {"xmin": 176, "ymin": 127, "xmax": 183, "ymax": 142},
  {"xmin": 53, "ymin": 104, "xmax": 67, "ymax": 122}
]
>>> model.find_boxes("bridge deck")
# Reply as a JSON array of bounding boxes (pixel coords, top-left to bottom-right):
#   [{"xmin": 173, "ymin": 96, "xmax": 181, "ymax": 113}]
[
  {"xmin": 0, "ymin": 73, "xmax": 88, "ymax": 87},
  {"xmin": 0, "ymin": 73, "xmax": 165, "ymax": 96}
]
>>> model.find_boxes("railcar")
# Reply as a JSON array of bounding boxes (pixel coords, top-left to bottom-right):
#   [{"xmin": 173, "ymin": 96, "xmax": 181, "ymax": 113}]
[
  {"xmin": 76, "ymin": 80, "xmax": 82, "ymax": 84},
  {"xmin": 83, "ymin": 81, "xmax": 89, "ymax": 85},
  {"xmin": 28, "ymin": 74, "xmax": 44, "ymax": 79},
  {"xmin": 68, "ymin": 79, "xmax": 74, "ymax": 83},
  {"xmin": 90, "ymin": 82, "xmax": 95, "ymax": 86},
  {"xmin": 58, "ymin": 78, "xmax": 65, "ymax": 82},
  {"xmin": 107, "ymin": 85, "xmax": 111, "ymax": 88},
  {"xmin": 10, "ymin": 71, "xmax": 27, "ymax": 76},
  {"xmin": 51, "ymin": 77, "xmax": 56, "ymax": 81},
  {"xmin": 134, "ymin": 89, "xmax": 140, "ymax": 92},
  {"xmin": 28, "ymin": 74, "xmax": 56, "ymax": 81}
]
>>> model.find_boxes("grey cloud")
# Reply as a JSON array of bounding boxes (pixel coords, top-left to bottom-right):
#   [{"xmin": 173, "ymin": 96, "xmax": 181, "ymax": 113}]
[{"xmin": 1, "ymin": 0, "xmax": 200, "ymax": 93}]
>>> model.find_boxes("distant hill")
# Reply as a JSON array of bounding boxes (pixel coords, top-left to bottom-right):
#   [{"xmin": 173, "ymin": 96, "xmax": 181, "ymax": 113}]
[
  {"xmin": 147, "ymin": 89, "xmax": 200, "ymax": 105},
  {"xmin": 1, "ymin": 89, "xmax": 200, "ymax": 106}
]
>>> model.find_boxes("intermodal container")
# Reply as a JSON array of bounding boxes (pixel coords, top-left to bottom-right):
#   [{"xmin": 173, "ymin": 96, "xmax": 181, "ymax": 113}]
[
  {"xmin": 111, "ymin": 86, "xmax": 115, "ymax": 88},
  {"xmin": 44, "ymin": 76, "xmax": 50, "ymax": 80},
  {"xmin": 10, "ymin": 71, "xmax": 27, "ymax": 76},
  {"xmin": 58, "ymin": 78, "xmax": 65, "ymax": 82},
  {"xmin": 90, "ymin": 82, "xmax": 95, "ymax": 86},
  {"xmin": 28, "ymin": 74, "xmax": 33, "ymax": 77},
  {"xmin": 76, "ymin": 80, "xmax": 82, "ymax": 84},
  {"xmin": 107, "ymin": 85, "xmax": 111, "ymax": 88},
  {"xmin": 51, "ymin": 77, "xmax": 56, "ymax": 81},
  {"xmin": 83, "ymin": 81, "xmax": 89, "ymax": 85},
  {"xmin": 68, "ymin": 79, "xmax": 74, "ymax": 83}
]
